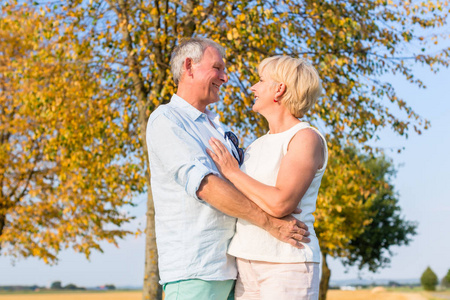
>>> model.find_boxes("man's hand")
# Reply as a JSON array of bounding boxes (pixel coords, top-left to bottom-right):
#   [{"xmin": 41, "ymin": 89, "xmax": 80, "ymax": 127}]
[{"xmin": 267, "ymin": 214, "xmax": 311, "ymax": 249}]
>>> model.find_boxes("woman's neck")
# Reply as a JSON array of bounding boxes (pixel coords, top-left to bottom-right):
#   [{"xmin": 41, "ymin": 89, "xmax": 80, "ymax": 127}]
[{"xmin": 266, "ymin": 111, "xmax": 301, "ymax": 134}]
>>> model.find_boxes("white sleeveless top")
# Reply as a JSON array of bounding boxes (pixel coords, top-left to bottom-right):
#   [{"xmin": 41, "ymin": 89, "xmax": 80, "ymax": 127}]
[{"xmin": 227, "ymin": 122, "xmax": 328, "ymax": 263}]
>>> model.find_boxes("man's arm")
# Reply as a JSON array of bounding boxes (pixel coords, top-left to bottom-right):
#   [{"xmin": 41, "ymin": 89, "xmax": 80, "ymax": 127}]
[
  {"xmin": 197, "ymin": 174, "xmax": 310, "ymax": 248},
  {"xmin": 148, "ymin": 112, "xmax": 309, "ymax": 247},
  {"xmin": 207, "ymin": 129, "xmax": 323, "ymax": 218}
]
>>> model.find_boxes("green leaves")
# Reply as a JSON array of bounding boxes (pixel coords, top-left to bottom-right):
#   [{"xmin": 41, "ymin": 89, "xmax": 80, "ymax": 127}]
[{"xmin": 421, "ymin": 266, "xmax": 439, "ymax": 291}]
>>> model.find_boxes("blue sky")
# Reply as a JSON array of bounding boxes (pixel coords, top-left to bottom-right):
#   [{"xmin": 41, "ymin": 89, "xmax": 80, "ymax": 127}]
[
  {"xmin": 1, "ymin": 65, "xmax": 449, "ymax": 288},
  {"xmin": 327, "ymin": 65, "xmax": 450, "ymax": 282}
]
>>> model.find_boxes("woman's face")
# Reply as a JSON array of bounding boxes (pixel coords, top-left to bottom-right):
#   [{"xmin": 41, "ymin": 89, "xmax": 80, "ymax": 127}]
[{"xmin": 250, "ymin": 71, "xmax": 277, "ymax": 114}]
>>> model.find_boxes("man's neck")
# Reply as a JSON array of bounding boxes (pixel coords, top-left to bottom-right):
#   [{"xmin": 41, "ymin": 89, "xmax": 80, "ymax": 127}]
[{"xmin": 176, "ymin": 86, "xmax": 207, "ymax": 113}]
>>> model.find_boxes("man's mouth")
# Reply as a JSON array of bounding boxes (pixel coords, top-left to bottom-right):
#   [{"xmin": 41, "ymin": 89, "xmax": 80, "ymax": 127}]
[{"xmin": 212, "ymin": 83, "xmax": 220, "ymax": 89}]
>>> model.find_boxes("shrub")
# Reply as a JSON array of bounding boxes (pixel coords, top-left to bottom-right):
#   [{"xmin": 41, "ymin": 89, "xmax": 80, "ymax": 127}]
[
  {"xmin": 421, "ymin": 266, "xmax": 438, "ymax": 291},
  {"xmin": 50, "ymin": 281, "xmax": 62, "ymax": 290},
  {"xmin": 441, "ymin": 269, "xmax": 450, "ymax": 289}
]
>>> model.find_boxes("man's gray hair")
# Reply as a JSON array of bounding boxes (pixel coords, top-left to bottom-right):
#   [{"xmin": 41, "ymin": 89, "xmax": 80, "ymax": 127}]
[{"xmin": 170, "ymin": 37, "xmax": 226, "ymax": 85}]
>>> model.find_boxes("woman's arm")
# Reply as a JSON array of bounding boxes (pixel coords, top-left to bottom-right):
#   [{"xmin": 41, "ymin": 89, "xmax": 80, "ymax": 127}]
[{"xmin": 207, "ymin": 129, "xmax": 324, "ymax": 218}]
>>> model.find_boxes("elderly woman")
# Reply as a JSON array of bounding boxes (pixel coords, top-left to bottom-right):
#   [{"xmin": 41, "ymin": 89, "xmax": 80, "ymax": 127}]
[{"xmin": 207, "ymin": 56, "xmax": 327, "ymax": 300}]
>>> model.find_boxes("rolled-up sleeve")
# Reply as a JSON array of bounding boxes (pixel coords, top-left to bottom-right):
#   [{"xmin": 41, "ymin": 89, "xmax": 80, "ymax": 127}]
[{"xmin": 147, "ymin": 113, "xmax": 218, "ymax": 201}]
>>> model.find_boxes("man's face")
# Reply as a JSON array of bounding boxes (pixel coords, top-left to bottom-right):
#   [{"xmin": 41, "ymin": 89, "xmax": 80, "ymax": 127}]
[{"xmin": 190, "ymin": 47, "xmax": 228, "ymax": 105}]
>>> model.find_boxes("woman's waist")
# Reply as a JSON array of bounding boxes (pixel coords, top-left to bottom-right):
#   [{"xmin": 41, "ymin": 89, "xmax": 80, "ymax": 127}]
[
  {"xmin": 236, "ymin": 218, "xmax": 317, "ymax": 238},
  {"xmin": 228, "ymin": 222, "xmax": 320, "ymax": 263}
]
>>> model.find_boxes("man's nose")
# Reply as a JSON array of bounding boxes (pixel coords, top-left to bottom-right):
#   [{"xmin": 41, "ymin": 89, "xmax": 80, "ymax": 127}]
[{"xmin": 220, "ymin": 72, "xmax": 228, "ymax": 83}]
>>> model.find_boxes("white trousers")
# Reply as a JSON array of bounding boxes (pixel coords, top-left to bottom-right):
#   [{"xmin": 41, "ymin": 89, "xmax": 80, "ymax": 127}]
[{"xmin": 235, "ymin": 258, "xmax": 320, "ymax": 300}]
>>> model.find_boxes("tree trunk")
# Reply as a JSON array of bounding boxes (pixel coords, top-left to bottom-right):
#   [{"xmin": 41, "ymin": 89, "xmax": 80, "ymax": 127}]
[
  {"xmin": 139, "ymin": 78, "xmax": 161, "ymax": 300},
  {"xmin": 142, "ymin": 189, "xmax": 162, "ymax": 300},
  {"xmin": 140, "ymin": 109, "xmax": 161, "ymax": 300},
  {"xmin": 0, "ymin": 213, "xmax": 5, "ymax": 245},
  {"xmin": 106, "ymin": 1, "xmax": 162, "ymax": 298},
  {"xmin": 319, "ymin": 253, "xmax": 331, "ymax": 300}
]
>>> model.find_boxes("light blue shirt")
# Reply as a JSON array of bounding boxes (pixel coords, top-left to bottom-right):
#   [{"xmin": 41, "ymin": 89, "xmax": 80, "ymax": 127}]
[{"xmin": 146, "ymin": 94, "xmax": 238, "ymax": 284}]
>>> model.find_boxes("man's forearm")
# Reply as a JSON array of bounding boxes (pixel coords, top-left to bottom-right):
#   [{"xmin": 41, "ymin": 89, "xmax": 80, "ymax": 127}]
[
  {"xmin": 197, "ymin": 174, "xmax": 310, "ymax": 248},
  {"xmin": 197, "ymin": 174, "xmax": 271, "ymax": 229}
]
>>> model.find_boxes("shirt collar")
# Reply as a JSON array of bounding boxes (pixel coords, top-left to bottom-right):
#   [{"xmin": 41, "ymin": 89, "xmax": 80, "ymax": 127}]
[{"xmin": 170, "ymin": 94, "xmax": 219, "ymax": 122}]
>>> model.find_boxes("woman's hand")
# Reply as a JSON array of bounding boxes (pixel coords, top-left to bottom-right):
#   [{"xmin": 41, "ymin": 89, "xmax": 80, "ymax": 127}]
[{"xmin": 207, "ymin": 137, "xmax": 240, "ymax": 180}]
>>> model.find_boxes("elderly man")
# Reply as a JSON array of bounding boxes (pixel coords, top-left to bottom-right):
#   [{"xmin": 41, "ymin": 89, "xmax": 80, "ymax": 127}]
[{"xmin": 146, "ymin": 37, "xmax": 310, "ymax": 300}]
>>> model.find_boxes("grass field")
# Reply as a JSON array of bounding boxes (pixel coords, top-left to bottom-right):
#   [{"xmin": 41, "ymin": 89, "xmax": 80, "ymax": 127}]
[
  {"xmin": 328, "ymin": 289, "xmax": 450, "ymax": 300},
  {"xmin": 328, "ymin": 290, "xmax": 425, "ymax": 300},
  {"xmin": 0, "ymin": 289, "xmax": 449, "ymax": 300},
  {"xmin": 0, "ymin": 291, "xmax": 142, "ymax": 300}
]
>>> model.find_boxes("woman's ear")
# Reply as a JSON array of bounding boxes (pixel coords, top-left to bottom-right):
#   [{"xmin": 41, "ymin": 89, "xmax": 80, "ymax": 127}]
[{"xmin": 275, "ymin": 82, "xmax": 286, "ymax": 99}]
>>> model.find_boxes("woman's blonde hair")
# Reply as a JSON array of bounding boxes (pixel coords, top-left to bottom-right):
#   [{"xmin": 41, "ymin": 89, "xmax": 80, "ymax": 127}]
[{"xmin": 258, "ymin": 56, "xmax": 322, "ymax": 118}]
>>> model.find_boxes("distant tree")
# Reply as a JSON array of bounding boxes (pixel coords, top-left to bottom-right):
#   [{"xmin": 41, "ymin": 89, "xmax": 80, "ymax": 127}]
[
  {"xmin": 64, "ymin": 283, "xmax": 85, "ymax": 290},
  {"xmin": 441, "ymin": 269, "xmax": 450, "ymax": 289},
  {"xmin": 64, "ymin": 284, "xmax": 76, "ymax": 290},
  {"xmin": 388, "ymin": 281, "xmax": 401, "ymax": 287},
  {"xmin": 50, "ymin": 281, "xmax": 62, "ymax": 290},
  {"xmin": 317, "ymin": 150, "xmax": 417, "ymax": 300},
  {"xmin": 105, "ymin": 284, "xmax": 116, "ymax": 290},
  {"xmin": 340, "ymin": 155, "xmax": 417, "ymax": 271},
  {"xmin": 421, "ymin": 267, "xmax": 438, "ymax": 291}
]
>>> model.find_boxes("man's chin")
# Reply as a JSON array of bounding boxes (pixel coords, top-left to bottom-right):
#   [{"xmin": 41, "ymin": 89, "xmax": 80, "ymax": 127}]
[{"xmin": 210, "ymin": 94, "xmax": 220, "ymax": 103}]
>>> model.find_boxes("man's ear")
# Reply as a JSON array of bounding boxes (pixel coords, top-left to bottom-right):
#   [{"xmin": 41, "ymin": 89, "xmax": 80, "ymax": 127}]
[
  {"xmin": 275, "ymin": 82, "xmax": 286, "ymax": 98},
  {"xmin": 184, "ymin": 57, "xmax": 194, "ymax": 76}
]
